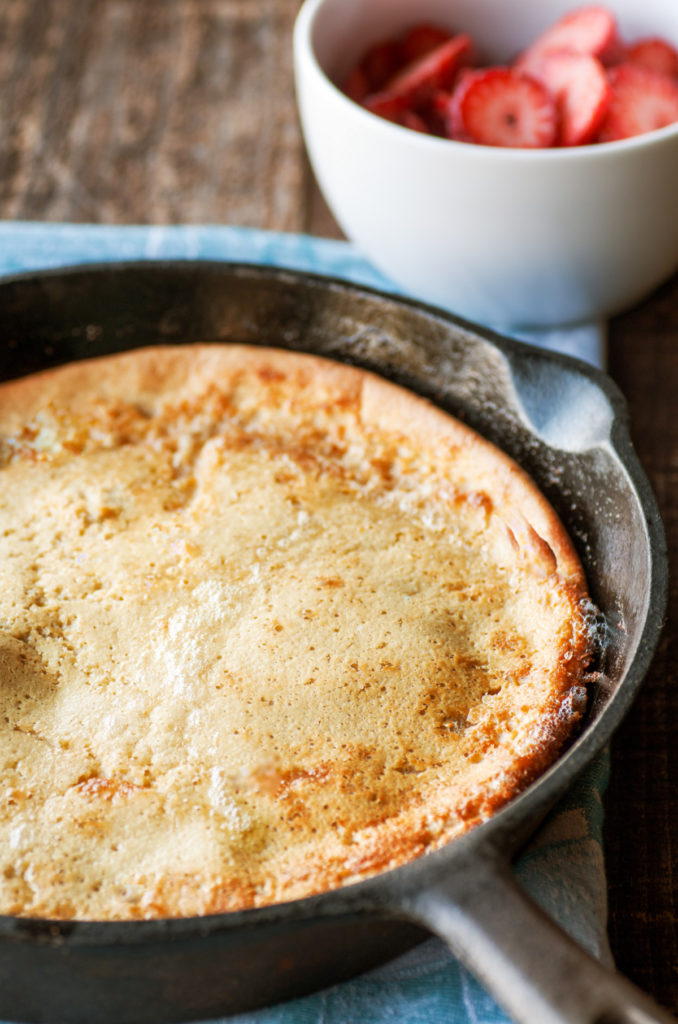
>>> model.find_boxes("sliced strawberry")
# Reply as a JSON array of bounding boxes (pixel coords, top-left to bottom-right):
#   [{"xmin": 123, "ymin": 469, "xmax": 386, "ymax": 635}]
[
  {"xmin": 361, "ymin": 40, "xmax": 404, "ymax": 92},
  {"xmin": 448, "ymin": 67, "xmax": 558, "ymax": 148},
  {"xmin": 401, "ymin": 110, "xmax": 430, "ymax": 133},
  {"xmin": 423, "ymin": 88, "xmax": 456, "ymax": 134},
  {"xmin": 401, "ymin": 23, "xmax": 454, "ymax": 64},
  {"xmin": 432, "ymin": 89, "xmax": 454, "ymax": 116},
  {"xmin": 625, "ymin": 37, "xmax": 678, "ymax": 80},
  {"xmin": 443, "ymin": 69, "xmax": 478, "ymax": 140},
  {"xmin": 520, "ymin": 51, "xmax": 611, "ymax": 145},
  {"xmin": 598, "ymin": 62, "xmax": 678, "ymax": 141},
  {"xmin": 518, "ymin": 5, "xmax": 623, "ymax": 66},
  {"xmin": 362, "ymin": 91, "xmax": 410, "ymax": 123},
  {"xmin": 382, "ymin": 33, "xmax": 473, "ymax": 104},
  {"xmin": 362, "ymin": 91, "xmax": 430, "ymax": 133},
  {"xmin": 343, "ymin": 66, "xmax": 369, "ymax": 103}
]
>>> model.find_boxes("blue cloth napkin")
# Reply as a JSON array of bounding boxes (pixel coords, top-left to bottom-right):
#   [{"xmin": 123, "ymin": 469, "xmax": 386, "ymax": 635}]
[{"xmin": 0, "ymin": 221, "xmax": 611, "ymax": 1024}]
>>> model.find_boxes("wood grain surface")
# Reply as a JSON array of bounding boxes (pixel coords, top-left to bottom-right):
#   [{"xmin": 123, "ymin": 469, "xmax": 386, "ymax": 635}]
[
  {"xmin": 607, "ymin": 287, "xmax": 678, "ymax": 1013},
  {"xmin": 0, "ymin": 0, "xmax": 676, "ymax": 1017}
]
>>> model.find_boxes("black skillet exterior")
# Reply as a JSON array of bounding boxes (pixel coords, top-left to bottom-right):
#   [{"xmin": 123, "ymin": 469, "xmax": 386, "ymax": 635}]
[{"xmin": 0, "ymin": 263, "xmax": 667, "ymax": 1024}]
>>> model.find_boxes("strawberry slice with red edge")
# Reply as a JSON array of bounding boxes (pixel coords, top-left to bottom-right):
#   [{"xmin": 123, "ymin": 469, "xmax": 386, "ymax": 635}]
[
  {"xmin": 518, "ymin": 5, "xmax": 623, "ymax": 66},
  {"xmin": 363, "ymin": 91, "xmax": 410, "ymax": 122},
  {"xmin": 343, "ymin": 66, "xmax": 370, "ymax": 103},
  {"xmin": 400, "ymin": 24, "xmax": 454, "ymax": 64},
  {"xmin": 360, "ymin": 40, "xmax": 403, "ymax": 92},
  {"xmin": 401, "ymin": 110, "xmax": 430, "ymax": 133},
  {"xmin": 362, "ymin": 91, "xmax": 430, "ymax": 132},
  {"xmin": 598, "ymin": 63, "xmax": 678, "ymax": 141},
  {"xmin": 625, "ymin": 37, "xmax": 678, "ymax": 80},
  {"xmin": 447, "ymin": 67, "xmax": 558, "ymax": 148},
  {"xmin": 421, "ymin": 89, "xmax": 458, "ymax": 136},
  {"xmin": 519, "ymin": 50, "xmax": 611, "ymax": 146},
  {"xmin": 382, "ymin": 33, "xmax": 473, "ymax": 103}
]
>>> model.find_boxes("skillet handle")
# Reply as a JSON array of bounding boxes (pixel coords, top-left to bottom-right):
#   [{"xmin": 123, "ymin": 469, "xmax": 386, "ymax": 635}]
[{"xmin": 399, "ymin": 852, "xmax": 677, "ymax": 1024}]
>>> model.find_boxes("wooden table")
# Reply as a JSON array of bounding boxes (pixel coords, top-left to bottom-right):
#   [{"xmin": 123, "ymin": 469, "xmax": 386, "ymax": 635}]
[{"xmin": 1, "ymin": 0, "xmax": 676, "ymax": 1016}]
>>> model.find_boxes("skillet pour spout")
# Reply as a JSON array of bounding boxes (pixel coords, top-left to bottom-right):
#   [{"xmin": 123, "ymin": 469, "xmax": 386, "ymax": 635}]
[{"xmin": 0, "ymin": 262, "xmax": 669, "ymax": 1024}]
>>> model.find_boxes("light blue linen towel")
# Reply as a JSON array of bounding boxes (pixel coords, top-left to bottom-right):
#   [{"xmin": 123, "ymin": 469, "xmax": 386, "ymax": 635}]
[{"xmin": 0, "ymin": 221, "xmax": 610, "ymax": 1024}]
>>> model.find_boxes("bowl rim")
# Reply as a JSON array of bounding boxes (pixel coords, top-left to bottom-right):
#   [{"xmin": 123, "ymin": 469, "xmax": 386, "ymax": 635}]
[{"xmin": 294, "ymin": 0, "xmax": 678, "ymax": 158}]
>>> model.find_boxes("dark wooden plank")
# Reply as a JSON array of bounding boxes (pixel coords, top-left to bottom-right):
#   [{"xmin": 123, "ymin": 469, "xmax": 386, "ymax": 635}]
[
  {"xmin": 0, "ymin": 0, "xmax": 309, "ymax": 229},
  {"xmin": 606, "ymin": 274, "xmax": 678, "ymax": 1016}
]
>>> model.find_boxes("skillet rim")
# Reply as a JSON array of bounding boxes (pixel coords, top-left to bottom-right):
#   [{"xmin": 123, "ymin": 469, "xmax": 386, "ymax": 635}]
[{"xmin": 0, "ymin": 259, "xmax": 668, "ymax": 946}]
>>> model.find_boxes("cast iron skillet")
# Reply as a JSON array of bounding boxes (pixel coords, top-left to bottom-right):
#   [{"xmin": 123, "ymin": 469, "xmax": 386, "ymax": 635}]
[{"xmin": 0, "ymin": 262, "xmax": 671, "ymax": 1024}]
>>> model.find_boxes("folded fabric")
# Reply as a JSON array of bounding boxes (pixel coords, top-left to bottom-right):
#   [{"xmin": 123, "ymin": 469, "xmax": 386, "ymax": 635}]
[
  {"xmin": 0, "ymin": 221, "xmax": 611, "ymax": 1024},
  {"xmin": 0, "ymin": 221, "xmax": 606, "ymax": 366}
]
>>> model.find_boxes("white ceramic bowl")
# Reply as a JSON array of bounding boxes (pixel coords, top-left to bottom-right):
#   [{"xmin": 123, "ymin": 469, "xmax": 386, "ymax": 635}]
[{"xmin": 294, "ymin": 0, "xmax": 678, "ymax": 329}]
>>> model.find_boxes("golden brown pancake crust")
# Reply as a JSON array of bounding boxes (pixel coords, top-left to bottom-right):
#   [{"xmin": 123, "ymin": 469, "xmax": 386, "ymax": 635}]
[{"xmin": 0, "ymin": 344, "xmax": 591, "ymax": 920}]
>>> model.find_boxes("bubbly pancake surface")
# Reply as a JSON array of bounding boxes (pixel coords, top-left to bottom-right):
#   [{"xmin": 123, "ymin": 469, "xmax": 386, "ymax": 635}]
[{"xmin": 0, "ymin": 344, "xmax": 591, "ymax": 920}]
